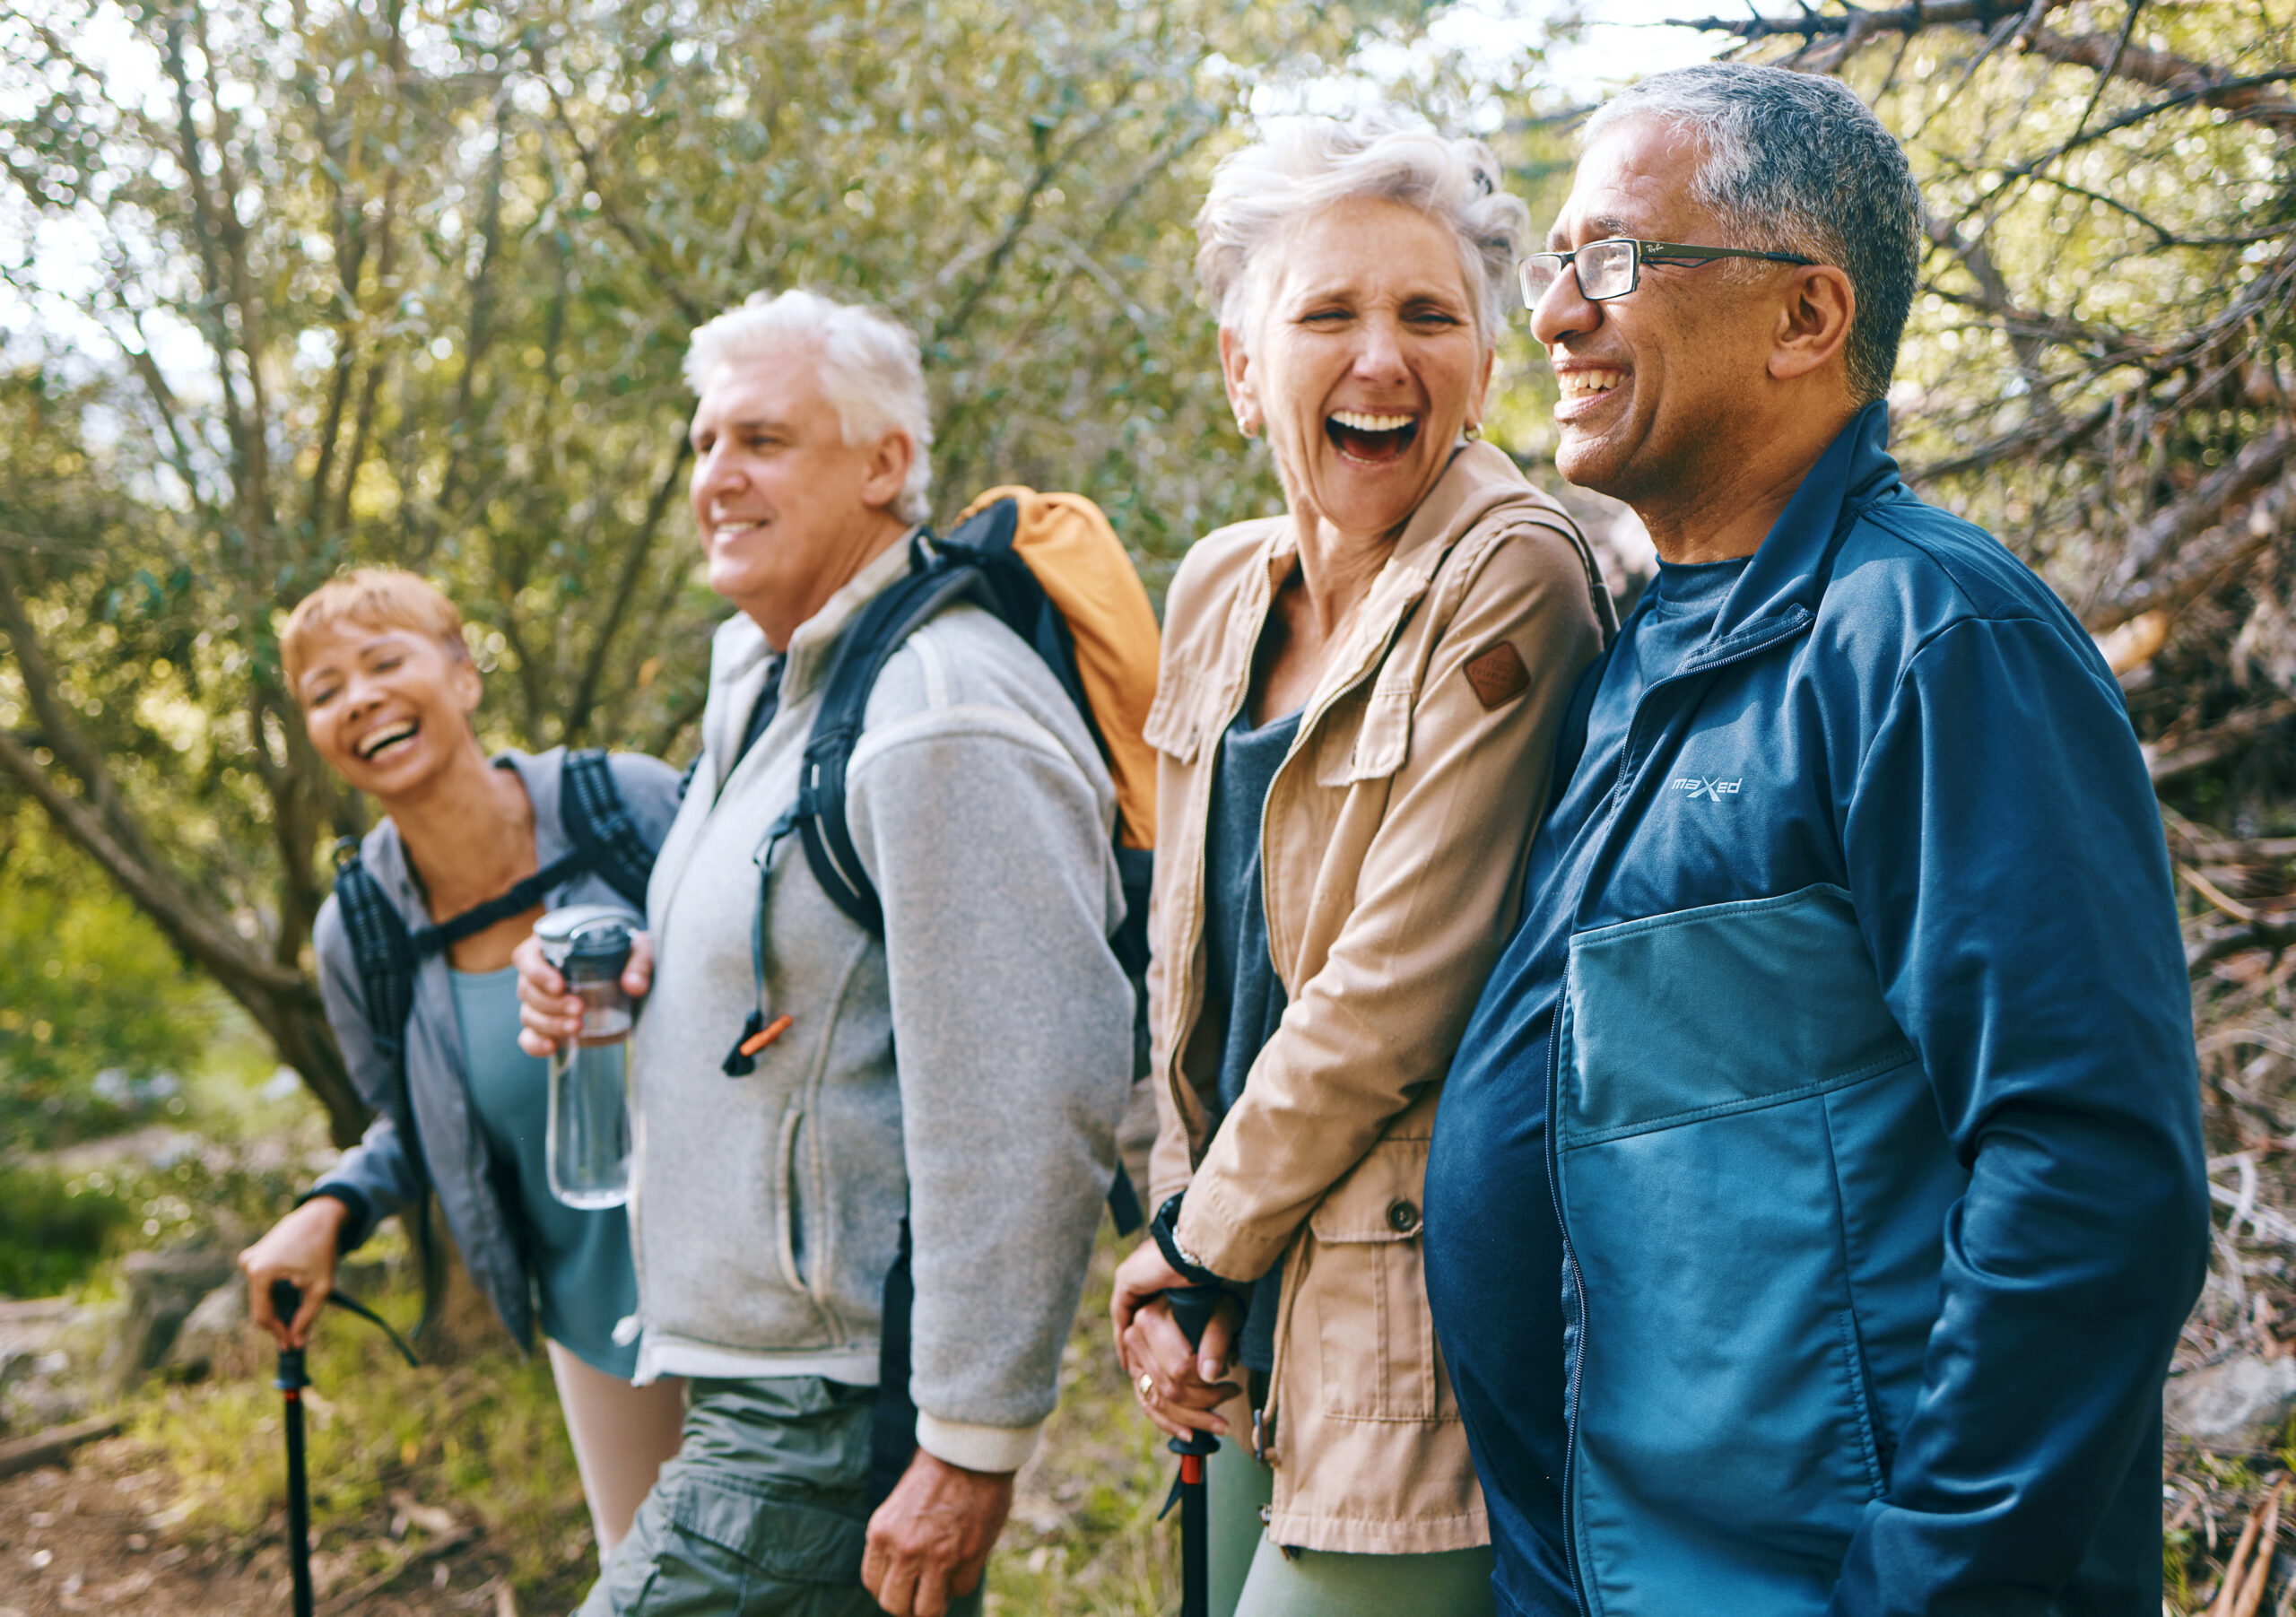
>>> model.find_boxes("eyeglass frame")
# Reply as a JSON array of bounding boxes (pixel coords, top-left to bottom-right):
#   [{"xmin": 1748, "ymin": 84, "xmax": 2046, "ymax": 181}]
[{"xmin": 1518, "ymin": 238, "xmax": 1819, "ymax": 309}]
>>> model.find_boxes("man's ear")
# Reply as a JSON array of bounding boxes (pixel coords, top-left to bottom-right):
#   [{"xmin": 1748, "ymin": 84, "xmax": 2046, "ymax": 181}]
[
  {"xmin": 1769, "ymin": 265, "xmax": 1857, "ymax": 384},
  {"xmin": 858, "ymin": 429, "xmax": 917, "ymax": 513},
  {"xmin": 1217, "ymin": 326, "xmax": 1260, "ymax": 438}
]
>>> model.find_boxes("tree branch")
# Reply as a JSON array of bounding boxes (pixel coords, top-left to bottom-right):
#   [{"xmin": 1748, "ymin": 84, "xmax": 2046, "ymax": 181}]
[
  {"xmin": 563, "ymin": 439, "xmax": 691, "ymax": 745},
  {"xmin": 0, "ymin": 724, "xmax": 304, "ymax": 1000},
  {"xmin": 2150, "ymin": 698, "xmax": 2296, "ymax": 785},
  {"xmin": 0, "ymin": 552, "xmax": 160, "ymax": 872},
  {"xmin": 541, "ymin": 71, "xmax": 705, "ymax": 326},
  {"xmin": 2116, "ymin": 422, "xmax": 2293, "ymax": 585},
  {"xmin": 1674, "ymin": 3, "xmax": 2296, "ymax": 120}
]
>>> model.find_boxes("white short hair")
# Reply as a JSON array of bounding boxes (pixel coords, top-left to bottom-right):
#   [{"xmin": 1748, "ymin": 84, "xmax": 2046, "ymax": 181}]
[
  {"xmin": 683, "ymin": 289, "xmax": 935, "ymax": 524},
  {"xmin": 1195, "ymin": 110, "xmax": 1530, "ymax": 352}
]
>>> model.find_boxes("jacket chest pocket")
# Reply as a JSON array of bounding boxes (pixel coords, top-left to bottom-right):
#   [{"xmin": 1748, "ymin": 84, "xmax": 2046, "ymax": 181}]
[
  {"xmin": 1144, "ymin": 668, "xmax": 1218, "ymax": 763},
  {"xmin": 1302, "ymin": 1136, "xmax": 1445, "ymax": 1421},
  {"xmin": 1311, "ymin": 680, "xmax": 1413, "ymax": 787}
]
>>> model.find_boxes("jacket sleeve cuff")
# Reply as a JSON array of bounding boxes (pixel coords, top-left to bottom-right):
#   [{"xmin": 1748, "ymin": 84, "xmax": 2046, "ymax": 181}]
[
  {"xmin": 914, "ymin": 1412, "xmax": 1042, "ymax": 1475},
  {"xmin": 297, "ymin": 1183, "xmax": 375, "ymax": 1252},
  {"xmin": 1175, "ymin": 1173, "xmax": 1288, "ymax": 1283}
]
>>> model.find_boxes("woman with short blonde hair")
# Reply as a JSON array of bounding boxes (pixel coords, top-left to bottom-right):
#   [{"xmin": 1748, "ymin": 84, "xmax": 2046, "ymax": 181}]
[{"xmin": 239, "ymin": 567, "xmax": 686, "ymax": 1562}]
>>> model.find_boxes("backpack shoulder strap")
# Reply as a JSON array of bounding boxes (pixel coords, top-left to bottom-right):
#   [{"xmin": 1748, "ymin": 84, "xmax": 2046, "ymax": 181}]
[
  {"xmin": 796, "ymin": 551, "xmax": 990, "ymax": 936},
  {"xmin": 943, "ymin": 497, "xmax": 1091, "ymax": 716},
  {"xmin": 330, "ymin": 839, "xmax": 422, "ymax": 1071},
  {"xmin": 559, "ymin": 749, "xmax": 657, "ymax": 911}
]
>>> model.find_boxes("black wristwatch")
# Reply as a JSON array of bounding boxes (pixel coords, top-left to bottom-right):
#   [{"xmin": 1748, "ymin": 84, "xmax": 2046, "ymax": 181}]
[{"xmin": 1150, "ymin": 1191, "xmax": 1229, "ymax": 1290}]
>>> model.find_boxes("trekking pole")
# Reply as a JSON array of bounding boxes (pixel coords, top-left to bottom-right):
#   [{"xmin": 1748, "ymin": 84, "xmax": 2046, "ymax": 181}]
[
  {"xmin": 270, "ymin": 1280, "xmax": 316, "ymax": 1617},
  {"xmin": 266, "ymin": 1278, "xmax": 418, "ymax": 1617},
  {"xmin": 1162, "ymin": 1285, "xmax": 1222, "ymax": 1617}
]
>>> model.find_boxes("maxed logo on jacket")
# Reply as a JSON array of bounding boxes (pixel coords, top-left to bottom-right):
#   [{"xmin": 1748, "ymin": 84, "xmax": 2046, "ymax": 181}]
[{"xmin": 1669, "ymin": 775, "xmax": 1742, "ymax": 801}]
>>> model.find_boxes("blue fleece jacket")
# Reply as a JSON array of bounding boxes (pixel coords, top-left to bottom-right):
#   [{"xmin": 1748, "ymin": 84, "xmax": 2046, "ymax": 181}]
[{"xmin": 1424, "ymin": 402, "xmax": 2209, "ymax": 1617}]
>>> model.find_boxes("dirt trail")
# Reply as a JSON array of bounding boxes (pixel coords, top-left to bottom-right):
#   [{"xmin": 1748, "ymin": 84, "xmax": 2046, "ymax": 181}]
[{"xmin": 0, "ymin": 1435, "xmax": 519, "ymax": 1616}]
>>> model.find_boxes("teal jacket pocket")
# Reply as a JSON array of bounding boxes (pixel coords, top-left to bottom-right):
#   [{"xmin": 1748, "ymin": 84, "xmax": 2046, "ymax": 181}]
[{"xmin": 1555, "ymin": 884, "xmax": 1957, "ymax": 1616}]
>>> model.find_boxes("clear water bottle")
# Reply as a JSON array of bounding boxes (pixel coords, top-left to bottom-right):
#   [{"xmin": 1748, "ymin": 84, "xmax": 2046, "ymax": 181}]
[{"xmin": 537, "ymin": 908, "xmax": 637, "ymax": 1210}]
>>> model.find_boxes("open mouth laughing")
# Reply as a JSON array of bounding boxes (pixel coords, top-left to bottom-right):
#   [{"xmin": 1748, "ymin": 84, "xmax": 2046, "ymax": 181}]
[
  {"xmin": 1557, "ymin": 368, "xmax": 1624, "ymax": 401},
  {"xmin": 1326, "ymin": 409, "xmax": 1421, "ymax": 464},
  {"xmin": 356, "ymin": 720, "xmax": 420, "ymax": 763},
  {"xmin": 1552, "ymin": 364, "xmax": 1628, "ymax": 424}
]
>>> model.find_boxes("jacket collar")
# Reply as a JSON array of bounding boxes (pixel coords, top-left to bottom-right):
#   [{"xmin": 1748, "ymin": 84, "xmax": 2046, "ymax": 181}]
[
  {"xmin": 700, "ymin": 528, "xmax": 922, "ymax": 774},
  {"xmin": 1699, "ymin": 399, "xmax": 1903, "ymax": 656},
  {"xmin": 1212, "ymin": 441, "xmax": 1552, "ymax": 717}
]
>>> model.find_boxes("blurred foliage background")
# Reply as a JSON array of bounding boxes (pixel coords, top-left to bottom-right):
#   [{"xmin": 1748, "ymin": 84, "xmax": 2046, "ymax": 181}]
[
  {"xmin": 17, "ymin": 0, "xmax": 2296, "ymax": 1138},
  {"xmin": 0, "ymin": 0, "xmax": 1563, "ymax": 1141}
]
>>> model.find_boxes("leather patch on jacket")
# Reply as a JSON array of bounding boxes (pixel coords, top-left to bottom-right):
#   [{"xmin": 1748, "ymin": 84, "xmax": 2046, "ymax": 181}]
[{"xmin": 1464, "ymin": 642, "xmax": 1531, "ymax": 710}]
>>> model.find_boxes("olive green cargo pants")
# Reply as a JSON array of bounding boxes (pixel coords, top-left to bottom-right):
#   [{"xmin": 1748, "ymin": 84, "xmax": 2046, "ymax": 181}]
[{"xmin": 576, "ymin": 1376, "xmax": 984, "ymax": 1617}]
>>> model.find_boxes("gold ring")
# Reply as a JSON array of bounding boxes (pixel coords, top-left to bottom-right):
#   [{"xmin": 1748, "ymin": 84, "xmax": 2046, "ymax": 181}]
[{"xmin": 1137, "ymin": 1372, "xmax": 1155, "ymax": 1399}]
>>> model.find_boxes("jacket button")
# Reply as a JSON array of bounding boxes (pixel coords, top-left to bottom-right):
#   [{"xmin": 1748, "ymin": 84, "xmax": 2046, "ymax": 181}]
[{"xmin": 1386, "ymin": 1198, "xmax": 1421, "ymax": 1235}]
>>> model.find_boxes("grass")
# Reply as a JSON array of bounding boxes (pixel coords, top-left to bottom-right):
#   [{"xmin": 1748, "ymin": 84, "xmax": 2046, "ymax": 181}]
[
  {"xmin": 117, "ymin": 1221, "xmax": 1183, "ymax": 1614},
  {"xmin": 130, "ymin": 1265, "xmax": 601, "ymax": 1610},
  {"xmin": 0, "ymin": 1162, "xmax": 132, "ymax": 1296}
]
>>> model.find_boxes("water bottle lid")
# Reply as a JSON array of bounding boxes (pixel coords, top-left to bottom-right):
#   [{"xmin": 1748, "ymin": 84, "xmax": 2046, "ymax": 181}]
[
  {"xmin": 564, "ymin": 923, "xmax": 631, "ymax": 974},
  {"xmin": 535, "ymin": 903, "xmax": 642, "ymax": 946},
  {"xmin": 535, "ymin": 904, "xmax": 641, "ymax": 971}
]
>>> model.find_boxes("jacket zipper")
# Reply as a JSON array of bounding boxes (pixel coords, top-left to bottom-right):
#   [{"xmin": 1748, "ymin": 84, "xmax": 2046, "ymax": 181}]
[
  {"xmin": 1546, "ymin": 600, "xmax": 1819, "ymax": 1611},
  {"xmin": 1546, "ymin": 958, "xmax": 1590, "ymax": 1613}
]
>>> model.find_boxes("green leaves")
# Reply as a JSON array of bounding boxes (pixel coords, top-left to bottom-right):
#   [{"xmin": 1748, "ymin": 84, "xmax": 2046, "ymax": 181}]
[{"xmin": 0, "ymin": 0, "xmax": 1446, "ymax": 1116}]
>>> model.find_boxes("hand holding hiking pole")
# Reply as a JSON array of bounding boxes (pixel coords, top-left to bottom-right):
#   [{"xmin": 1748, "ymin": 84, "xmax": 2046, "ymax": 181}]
[
  {"xmin": 1163, "ymin": 1285, "xmax": 1223, "ymax": 1617},
  {"xmin": 265, "ymin": 1276, "xmax": 417, "ymax": 1617}
]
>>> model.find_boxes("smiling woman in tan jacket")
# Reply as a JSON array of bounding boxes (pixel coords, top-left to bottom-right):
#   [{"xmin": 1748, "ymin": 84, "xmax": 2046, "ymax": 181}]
[{"xmin": 1109, "ymin": 113, "xmax": 1610, "ymax": 1616}]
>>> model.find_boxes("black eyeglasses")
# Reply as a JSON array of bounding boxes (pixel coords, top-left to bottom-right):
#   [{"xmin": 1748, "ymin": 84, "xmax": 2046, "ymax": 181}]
[{"xmin": 1518, "ymin": 238, "xmax": 1819, "ymax": 307}]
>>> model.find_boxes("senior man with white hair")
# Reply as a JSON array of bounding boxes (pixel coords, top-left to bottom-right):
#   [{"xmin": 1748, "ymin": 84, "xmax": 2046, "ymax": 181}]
[{"xmin": 517, "ymin": 288, "xmax": 1134, "ymax": 1617}]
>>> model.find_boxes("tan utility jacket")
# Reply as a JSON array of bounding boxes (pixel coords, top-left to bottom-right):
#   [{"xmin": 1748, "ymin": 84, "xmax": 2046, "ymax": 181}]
[{"xmin": 1146, "ymin": 442, "xmax": 1608, "ymax": 1555}]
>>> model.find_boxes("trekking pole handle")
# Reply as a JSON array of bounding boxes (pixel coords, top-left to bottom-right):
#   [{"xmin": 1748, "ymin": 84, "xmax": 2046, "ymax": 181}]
[
  {"xmin": 1168, "ymin": 1284, "xmax": 1222, "ymax": 1352},
  {"xmin": 265, "ymin": 1277, "xmax": 420, "ymax": 1370},
  {"xmin": 270, "ymin": 1281, "xmax": 309, "ymax": 1392},
  {"xmin": 1164, "ymin": 1285, "xmax": 1223, "ymax": 1463}
]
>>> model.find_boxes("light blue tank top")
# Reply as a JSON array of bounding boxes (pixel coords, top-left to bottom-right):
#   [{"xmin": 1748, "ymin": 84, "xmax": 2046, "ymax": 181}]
[{"xmin": 449, "ymin": 965, "xmax": 639, "ymax": 1378}]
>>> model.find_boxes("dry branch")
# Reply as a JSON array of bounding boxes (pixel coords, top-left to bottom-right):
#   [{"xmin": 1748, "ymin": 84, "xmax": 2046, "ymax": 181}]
[
  {"xmin": 0, "ymin": 1416, "xmax": 123, "ymax": 1481},
  {"xmin": 2150, "ymin": 700, "xmax": 2296, "ymax": 786}
]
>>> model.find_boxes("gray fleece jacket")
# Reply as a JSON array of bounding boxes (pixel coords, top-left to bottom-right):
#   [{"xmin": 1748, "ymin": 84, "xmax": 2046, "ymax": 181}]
[{"xmin": 630, "ymin": 537, "xmax": 1134, "ymax": 1473}]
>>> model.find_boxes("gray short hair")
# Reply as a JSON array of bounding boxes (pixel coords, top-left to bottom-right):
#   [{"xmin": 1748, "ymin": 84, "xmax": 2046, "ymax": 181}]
[
  {"xmin": 1195, "ymin": 110, "xmax": 1530, "ymax": 352},
  {"xmin": 683, "ymin": 289, "xmax": 935, "ymax": 524},
  {"xmin": 1583, "ymin": 64, "xmax": 1922, "ymax": 404}
]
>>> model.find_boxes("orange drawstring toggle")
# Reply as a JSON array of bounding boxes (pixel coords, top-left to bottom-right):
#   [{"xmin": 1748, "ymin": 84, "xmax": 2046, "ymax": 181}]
[{"xmin": 738, "ymin": 1013, "xmax": 794, "ymax": 1058}]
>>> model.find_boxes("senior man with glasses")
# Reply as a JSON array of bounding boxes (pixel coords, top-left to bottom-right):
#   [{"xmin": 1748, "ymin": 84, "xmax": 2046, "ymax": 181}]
[{"xmin": 1422, "ymin": 63, "xmax": 2208, "ymax": 1617}]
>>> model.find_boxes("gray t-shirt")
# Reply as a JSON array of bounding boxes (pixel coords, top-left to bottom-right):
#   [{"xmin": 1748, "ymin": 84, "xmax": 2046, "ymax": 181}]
[
  {"xmin": 1200, "ymin": 704, "xmax": 1302, "ymax": 1375},
  {"xmin": 450, "ymin": 965, "xmax": 640, "ymax": 1377}
]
